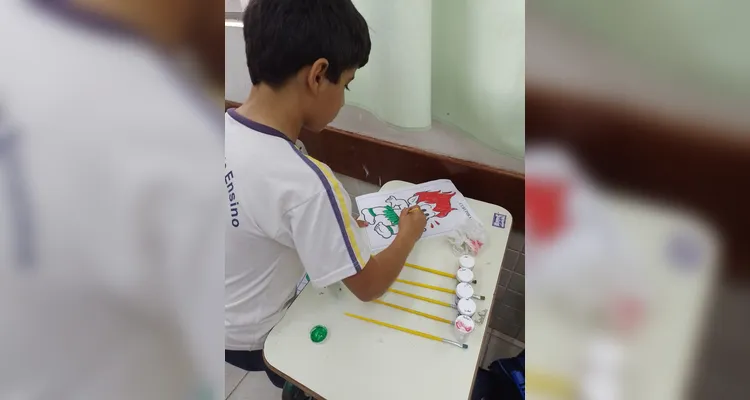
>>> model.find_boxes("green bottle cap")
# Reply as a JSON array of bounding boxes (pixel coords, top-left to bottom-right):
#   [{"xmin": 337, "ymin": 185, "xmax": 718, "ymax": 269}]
[{"xmin": 310, "ymin": 325, "xmax": 328, "ymax": 343}]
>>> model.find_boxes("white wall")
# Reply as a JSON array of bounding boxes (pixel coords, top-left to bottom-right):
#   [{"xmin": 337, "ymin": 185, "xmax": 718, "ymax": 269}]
[
  {"xmin": 225, "ymin": 24, "xmax": 251, "ymax": 103},
  {"xmin": 223, "ymin": 5, "xmax": 525, "ymax": 173}
]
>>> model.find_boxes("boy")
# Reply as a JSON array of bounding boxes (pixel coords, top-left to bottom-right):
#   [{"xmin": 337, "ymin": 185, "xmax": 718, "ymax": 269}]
[{"xmin": 224, "ymin": 0, "xmax": 428, "ymax": 395}]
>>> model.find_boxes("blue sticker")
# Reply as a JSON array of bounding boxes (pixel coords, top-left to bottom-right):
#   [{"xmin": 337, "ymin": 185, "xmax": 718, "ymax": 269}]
[{"xmin": 492, "ymin": 213, "xmax": 507, "ymax": 228}]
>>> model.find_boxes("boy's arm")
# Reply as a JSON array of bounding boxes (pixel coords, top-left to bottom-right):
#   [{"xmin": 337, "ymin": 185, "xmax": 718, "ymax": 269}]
[
  {"xmin": 284, "ymin": 172, "xmax": 425, "ymax": 297},
  {"xmin": 344, "ymin": 206, "xmax": 426, "ymax": 301}
]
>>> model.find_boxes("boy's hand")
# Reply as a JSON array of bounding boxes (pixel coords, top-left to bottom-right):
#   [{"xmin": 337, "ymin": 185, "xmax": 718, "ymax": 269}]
[
  {"xmin": 397, "ymin": 206, "xmax": 427, "ymax": 244},
  {"xmin": 345, "ymin": 205, "xmax": 426, "ymax": 302}
]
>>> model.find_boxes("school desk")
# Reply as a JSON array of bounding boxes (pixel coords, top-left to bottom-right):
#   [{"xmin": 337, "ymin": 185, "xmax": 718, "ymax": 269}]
[
  {"xmin": 263, "ymin": 180, "xmax": 513, "ymax": 400},
  {"xmin": 525, "ymin": 192, "xmax": 719, "ymax": 399}
]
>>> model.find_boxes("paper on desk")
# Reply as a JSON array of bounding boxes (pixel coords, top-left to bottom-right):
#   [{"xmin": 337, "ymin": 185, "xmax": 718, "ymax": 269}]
[
  {"xmin": 296, "ymin": 274, "xmax": 310, "ymax": 295},
  {"xmin": 355, "ymin": 179, "xmax": 478, "ymax": 250}
]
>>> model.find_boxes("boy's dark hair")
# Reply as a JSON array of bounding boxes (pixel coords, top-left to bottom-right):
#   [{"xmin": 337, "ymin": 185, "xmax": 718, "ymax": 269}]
[{"xmin": 243, "ymin": 0, "xmax": 371, "ymax": 87}]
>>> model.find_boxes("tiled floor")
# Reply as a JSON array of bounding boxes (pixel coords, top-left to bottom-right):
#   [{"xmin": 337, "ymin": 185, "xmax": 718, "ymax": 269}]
[
  {"xmin": 225, "ymin": 364, "xmax": 281, "ymax": 400},
  {"xmin": 481, "ymin": 329, "xmax": 524, "ymax": 369},
  {"xmin": 689, "ymin": 284, "xmax": 750, "ymax": 400}
]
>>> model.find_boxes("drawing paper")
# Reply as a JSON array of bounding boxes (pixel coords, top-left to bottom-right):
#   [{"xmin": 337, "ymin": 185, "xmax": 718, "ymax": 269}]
[{"xmin": 356, "ymin": 180, "xmax": 478, "ymax": 250}]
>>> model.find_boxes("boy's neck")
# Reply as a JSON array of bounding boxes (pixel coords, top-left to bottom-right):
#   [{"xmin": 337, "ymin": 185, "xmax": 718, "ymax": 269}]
[{"xmin": 236, "ymin": 85, "xmax": 304, "ymax": 143}]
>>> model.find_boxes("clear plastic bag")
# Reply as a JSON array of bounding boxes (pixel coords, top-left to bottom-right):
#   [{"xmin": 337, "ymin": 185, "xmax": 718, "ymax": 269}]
[{"xmin": 446, "ymin": 216, "xmax": 488, "ymax": 256}]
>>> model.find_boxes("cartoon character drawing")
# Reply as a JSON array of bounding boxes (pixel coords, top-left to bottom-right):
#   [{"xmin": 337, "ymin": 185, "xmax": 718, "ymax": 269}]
[{"xmin": 361, "ymin": 190, "xmax": 457, "ymax": 239}]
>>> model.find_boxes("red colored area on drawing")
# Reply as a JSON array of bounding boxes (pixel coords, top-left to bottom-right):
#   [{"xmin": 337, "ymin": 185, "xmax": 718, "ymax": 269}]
[
  {"xmin": 414, "ymin": 190, "xmax": 456, "ymax": 218},
  {"xmin": 526, "ymin": 180, "xmax": 568, "ymax": 241}
]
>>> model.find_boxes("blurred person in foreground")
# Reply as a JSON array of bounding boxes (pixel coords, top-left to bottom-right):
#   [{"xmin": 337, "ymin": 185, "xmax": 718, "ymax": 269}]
[{"xmin": 0, "ymin": 0, "xmax": 224, "ymax": 399}]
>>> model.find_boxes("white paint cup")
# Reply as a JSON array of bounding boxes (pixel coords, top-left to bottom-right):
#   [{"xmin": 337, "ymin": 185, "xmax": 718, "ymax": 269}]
[
  {"xmin": 454, "ymin": 315, "xmax": 475, "ymax": 343},
  {"xmin": 456, "ymin": 268, "xmax": 474, "ymax": 284},
  {"xmin": 457, "ymin": 298, "xmax": 477, "ymax": 317},
  {"xmin": 458, "ymin": 255, "xmax": 476, "ymax": 270},
  {"xmin": 454, "ymin": 282, "xmax": 474, "ymax": 306}
]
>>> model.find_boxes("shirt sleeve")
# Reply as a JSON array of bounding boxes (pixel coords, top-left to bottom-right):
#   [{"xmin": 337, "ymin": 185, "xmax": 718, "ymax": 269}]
[{"xmin": 284, "ymin": 176, "xmax": 371, "ymax": 288}]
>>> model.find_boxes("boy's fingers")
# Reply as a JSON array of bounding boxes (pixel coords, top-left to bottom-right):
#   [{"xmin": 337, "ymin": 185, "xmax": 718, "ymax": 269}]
[{"xmin": 354, "ymin": 215, "xmax": 369, "ymax": 227}]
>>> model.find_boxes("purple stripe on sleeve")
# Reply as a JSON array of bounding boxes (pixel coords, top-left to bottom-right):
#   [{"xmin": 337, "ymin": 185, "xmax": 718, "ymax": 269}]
[
  {"xmin": 226, "ymin": 109, "xmax": 361, "ymax": 272},
  {"xmin": 287, "ymin": 143, "xmax": 363, "ymax": 273}
]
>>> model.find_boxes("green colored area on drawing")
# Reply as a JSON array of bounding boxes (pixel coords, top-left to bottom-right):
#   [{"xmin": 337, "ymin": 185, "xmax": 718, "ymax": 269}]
[{"xmin": 383, "ymin": 205, "xmax": 399, "ymax": 225}]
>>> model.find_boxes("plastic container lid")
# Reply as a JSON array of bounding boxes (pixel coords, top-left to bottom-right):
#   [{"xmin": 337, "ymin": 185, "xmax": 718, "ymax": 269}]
[
  {"xmin": 456, "ymin": 268, "xmax": 474, "ymax": 283},
  {"xmin": 455, "ymin": 282, "xmax": 474, "ymax": 299},
  {"xmin": 457, "ymin": 298, "xmax": 477, "ymax": 316},
  {"xmin": 454, "ymin": 315, "xmax": 475, "ymax": 333},
  {"xmin": 458, "ymin": 255, "xmax": 476, "ymax": 270},
  {"xmin": 309, "ymin": 325, "xmax": 328, "ymax": 344}
]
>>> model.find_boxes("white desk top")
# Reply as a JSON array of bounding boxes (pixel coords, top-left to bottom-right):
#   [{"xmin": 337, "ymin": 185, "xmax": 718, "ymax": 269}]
[
  {"xmin": 264, "ymin": 180, "xmax": 513, "ymax": 400},
  {"xmin": 526, "ymin": 193, "xmax": 719, "ymax": 400}
]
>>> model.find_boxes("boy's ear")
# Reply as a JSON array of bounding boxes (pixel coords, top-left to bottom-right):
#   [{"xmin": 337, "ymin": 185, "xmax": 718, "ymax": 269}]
[{"xmin": 307, "ymin": 58, "xmax": 330, "ymax": 95}]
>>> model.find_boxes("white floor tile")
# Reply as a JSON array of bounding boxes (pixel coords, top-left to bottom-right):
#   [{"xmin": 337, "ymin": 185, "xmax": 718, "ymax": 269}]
[
  {"xmin": 228, "ymin": 371, "xmax": 282, "ymax": 400},
  {"xmin": 225, "ymin": 363, "xmax": 247, "ymax": 399}
]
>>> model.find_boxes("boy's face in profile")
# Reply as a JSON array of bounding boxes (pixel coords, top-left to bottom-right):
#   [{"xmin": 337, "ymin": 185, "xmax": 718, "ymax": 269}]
[{"xmin": 304, "ymin": 67, "xmax": 357, "ymax": 132}]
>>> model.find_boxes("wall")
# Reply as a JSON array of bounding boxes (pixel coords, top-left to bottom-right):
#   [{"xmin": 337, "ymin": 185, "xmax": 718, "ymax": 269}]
[
  {"xmin": 432, "ymin": 0, "xmax": 525, "ymax": 158},
  {"xmin": 224, "ymin": 0, "xmax": 525, "ymax": 172},
  {"xmin": 526, "ymin": 8, "xmax": 750, "ymax": 135},
  {"xmin": 224, "ymin": 22, "xmax": 251, "ymax": 104},
  {"xmin": 531, "ymin": 1, "xmax": 750, "ymax": 102}
]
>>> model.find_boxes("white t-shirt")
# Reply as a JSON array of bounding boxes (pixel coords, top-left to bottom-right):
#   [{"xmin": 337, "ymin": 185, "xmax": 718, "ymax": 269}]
[
  {"xmin": 225, "ymin": 109, "xmax": 371, "ymax": 351},
  {"xmin": 0, "ymin": 1, "xmax": 223, "ymax": 399}
]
